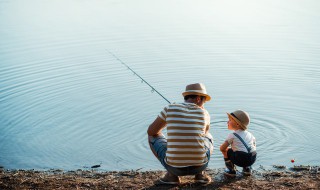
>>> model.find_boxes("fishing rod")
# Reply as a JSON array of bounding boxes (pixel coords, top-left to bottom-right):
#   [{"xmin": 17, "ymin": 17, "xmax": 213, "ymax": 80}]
[{"xmin": 106, "ymin": 50, "xmax": 171, "ymax": 104}]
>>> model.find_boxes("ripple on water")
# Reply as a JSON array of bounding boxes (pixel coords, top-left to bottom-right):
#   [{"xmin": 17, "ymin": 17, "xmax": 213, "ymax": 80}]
[
  {"xmin": 1, "ymin": 0, "xmax": 320, "ymax": 170},
  {"xmin": 206, "ymin": 111, "xmax": 303, "ymax": 166}
]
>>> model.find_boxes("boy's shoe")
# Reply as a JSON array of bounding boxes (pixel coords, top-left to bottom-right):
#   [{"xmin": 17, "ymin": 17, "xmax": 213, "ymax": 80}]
[
  {"xmin": 224, "ymin": 168, "xmax": 236, "ymax": 177},
  {"xmin": 225, "ymin": 160, "xmax": 235, "ymax": 169},
  {"xmin": 243, "ymin": 167, "xmax": 252, "ymax": 176},
  {"xmin": 224, "ymin": 160, "xmax": 236, "ymax": 177},
  {"xmin": 159, "ymin": 172, "xmax": 180, "ymax": 185},
  {"xmin": 194, "ymin": 172, "xmax": 211, "ymax": 184}
]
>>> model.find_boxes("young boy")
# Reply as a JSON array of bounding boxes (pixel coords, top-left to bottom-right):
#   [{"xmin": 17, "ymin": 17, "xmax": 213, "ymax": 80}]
[{"xmin": 220, "ymin": 110, "xmax": 257, "ymax": 176}]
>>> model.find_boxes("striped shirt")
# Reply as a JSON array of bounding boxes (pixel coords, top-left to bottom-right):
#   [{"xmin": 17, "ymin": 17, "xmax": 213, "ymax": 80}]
[{"xmin": 158, "ymin": 102, "xmax": 211, "ymax": 167}]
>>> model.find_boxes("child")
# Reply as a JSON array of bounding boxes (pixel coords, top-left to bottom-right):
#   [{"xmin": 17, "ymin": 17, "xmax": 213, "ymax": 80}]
[{"xmin": 220, "ymin": 110, "xmax": 257, "ymax": 176}]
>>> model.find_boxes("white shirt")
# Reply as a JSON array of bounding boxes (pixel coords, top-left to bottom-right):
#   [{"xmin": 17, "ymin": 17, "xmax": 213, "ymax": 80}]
[{"xmin": 226, "ymin": 129, "xmax": 256, "ymax": 153}]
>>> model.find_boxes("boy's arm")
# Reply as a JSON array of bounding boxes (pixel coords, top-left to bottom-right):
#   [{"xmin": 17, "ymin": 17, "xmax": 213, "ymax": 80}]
[
  {"xmin": 220, "ymin": 141, "xmax": 229, "ymax": 152},
  {"xmin": 147, "ymin": 116, "xmax": 166, "ymax": 136},
  {"xmin": 220, "ymin": 141, "xmax": 230, "ymax": 158},
  {"xmin": 253, "ymin": 136, "xmax": 257, "ymax": 148}
]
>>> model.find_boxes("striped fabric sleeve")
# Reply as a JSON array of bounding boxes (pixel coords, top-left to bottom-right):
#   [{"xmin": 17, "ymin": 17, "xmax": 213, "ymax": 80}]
[{"xmin": 158, "ymin": 106, "xmax": 169, "ymax": 121}]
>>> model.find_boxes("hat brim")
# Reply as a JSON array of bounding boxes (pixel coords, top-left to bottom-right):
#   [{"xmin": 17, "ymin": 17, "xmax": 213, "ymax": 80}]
[
  {"xmin": 227, "ymin": 112, "xmax": 247, "ymax": 130},
  {"xmin": 182, "ymin": 92, "xmax": 211, "ymax": 102}
]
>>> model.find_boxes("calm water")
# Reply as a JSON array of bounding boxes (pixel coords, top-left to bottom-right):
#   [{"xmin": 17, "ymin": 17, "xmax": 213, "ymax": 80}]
[{"xmin": 1, "ymin": 0, "xmax": 319, "ymax": 171}]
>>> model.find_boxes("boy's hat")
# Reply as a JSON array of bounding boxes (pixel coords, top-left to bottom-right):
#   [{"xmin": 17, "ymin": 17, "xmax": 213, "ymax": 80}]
[
  {"xmin": 227, "ymin": 110, "xmax": 250, "ymax": 130},
  {"xmin": 182, "ymin": 83, "xmax": 211, "ymax": 101}
]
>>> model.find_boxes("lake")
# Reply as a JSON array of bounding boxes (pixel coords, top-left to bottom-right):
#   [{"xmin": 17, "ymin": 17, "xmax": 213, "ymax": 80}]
[{"xmin": 1, "ymin": 0, "xmax": 319, "ymax": 171}]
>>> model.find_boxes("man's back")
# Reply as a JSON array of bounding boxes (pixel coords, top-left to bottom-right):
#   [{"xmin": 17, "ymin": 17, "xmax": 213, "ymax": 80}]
[{"xmin": 159, "ymin": 102, "xmax": 210, "ymax": 167}]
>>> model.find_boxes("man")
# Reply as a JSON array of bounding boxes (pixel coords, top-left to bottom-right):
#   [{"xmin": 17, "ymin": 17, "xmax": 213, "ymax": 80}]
[{"xmin": 147, "ymin": 83, "xmax": 214, "ymax": 184}]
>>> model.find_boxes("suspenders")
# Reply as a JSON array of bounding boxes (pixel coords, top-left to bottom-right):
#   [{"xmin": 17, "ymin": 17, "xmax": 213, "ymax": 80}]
[{"xmin": 233, "ymin": 133, "xmax": 251, "ymax": 153}]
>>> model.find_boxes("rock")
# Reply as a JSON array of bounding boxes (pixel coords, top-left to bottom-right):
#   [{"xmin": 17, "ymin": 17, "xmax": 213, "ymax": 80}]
[
  {"xmin": 91, "ymin": 164, "xmax": 101, "ymax": 169},
  {"xmin": 291, "ymin": 165, "xmax": 311, "ymax": 171}
]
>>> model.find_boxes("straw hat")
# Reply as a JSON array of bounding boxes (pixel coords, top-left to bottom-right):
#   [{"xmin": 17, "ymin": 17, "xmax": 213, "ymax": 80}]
[
  {"xmin": 227, "ymin": 110, "xmax": 250, "ymax": 130},
  {"xmin": 182, "ymin": 83, "xmax": 211, "ymax": 101}
]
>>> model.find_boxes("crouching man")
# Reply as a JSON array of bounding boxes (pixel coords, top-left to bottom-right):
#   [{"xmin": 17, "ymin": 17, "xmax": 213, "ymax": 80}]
[{"xmin": 147, "ymin": 83, "xmax": 214, "ymax": 184}]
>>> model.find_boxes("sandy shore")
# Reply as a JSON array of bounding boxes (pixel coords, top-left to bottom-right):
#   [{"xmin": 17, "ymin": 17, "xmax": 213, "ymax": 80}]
[{"xmin": 0, "ymin": 166, "xmax": 319, "ymax": 189}]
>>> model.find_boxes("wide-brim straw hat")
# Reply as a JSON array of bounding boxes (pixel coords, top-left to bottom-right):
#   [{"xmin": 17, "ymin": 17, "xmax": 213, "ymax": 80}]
[
  {"xmin": 182, "ymin": 83, "xmax": 211, "ymax": 102},
  {"xmin": 227, "ymin": 110, "xmax": 250, "ymax": 130}
]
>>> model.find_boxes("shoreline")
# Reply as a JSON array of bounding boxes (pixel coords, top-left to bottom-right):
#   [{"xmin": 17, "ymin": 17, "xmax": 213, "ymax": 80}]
[{"xmin": 0, "ymin": 166, "xmax": 319, "ymax": 189}]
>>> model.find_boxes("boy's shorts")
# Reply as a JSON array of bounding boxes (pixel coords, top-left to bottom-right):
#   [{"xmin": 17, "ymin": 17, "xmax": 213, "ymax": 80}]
[
  {"xmin": 148, "ymin": 133, "xmax": 214, "ymax": 176},
  {"xmin": 227, "ymin": 149, "xmax": 257, "ymax": 167}
]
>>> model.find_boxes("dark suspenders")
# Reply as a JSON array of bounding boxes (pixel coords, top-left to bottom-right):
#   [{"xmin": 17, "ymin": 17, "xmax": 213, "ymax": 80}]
[{"xmin": 233, "ymin": 133, "xmax": 251, "ymax": 153}]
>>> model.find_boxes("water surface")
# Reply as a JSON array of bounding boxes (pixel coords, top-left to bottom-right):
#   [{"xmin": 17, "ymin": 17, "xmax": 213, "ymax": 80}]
[{"xmin": 1, "ymin": 0, "xmax": 319, "ymax": 171}]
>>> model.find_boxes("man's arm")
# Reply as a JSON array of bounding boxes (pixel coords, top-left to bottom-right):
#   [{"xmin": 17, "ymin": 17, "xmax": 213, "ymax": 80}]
[
  {"xmin": 205, "ymin": 124, "xmax": 210, "ymax": 134},
  {"xmin": 204, "ymin": 110, "xmax": 210, "ymax": 134},
  {"xmin": 147, "ymin": 116, "xmax": 166, "ymax": 136}
]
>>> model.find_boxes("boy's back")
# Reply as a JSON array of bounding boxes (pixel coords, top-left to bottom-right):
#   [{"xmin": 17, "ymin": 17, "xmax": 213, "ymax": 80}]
[{"xmin": 226, "ymin": 129, "xmax": 256, "ymax": 153}]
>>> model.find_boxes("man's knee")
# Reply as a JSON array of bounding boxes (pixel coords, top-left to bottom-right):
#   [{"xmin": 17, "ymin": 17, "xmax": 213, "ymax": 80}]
[
  {"xmin": 148, "ymin": 135, "xmax": 154, "ymax": 143},
  {"xmin": 148, "ymin": 134, "xmax": 165, "ymax": 144},
  {"xmin": 148, "ymin": 135, "xmax": 167, "ymax": 162}
]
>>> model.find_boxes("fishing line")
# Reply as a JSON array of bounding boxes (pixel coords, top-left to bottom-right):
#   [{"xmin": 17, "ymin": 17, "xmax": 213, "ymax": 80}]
[{"xmin": 106, "ymin": 50, "xmax": 171, "ymax": 104}]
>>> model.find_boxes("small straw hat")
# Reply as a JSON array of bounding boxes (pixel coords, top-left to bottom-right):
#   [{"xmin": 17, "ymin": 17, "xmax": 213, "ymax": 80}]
[
  {"xmin": 182, "ymin": 83, "xmax": 211, "ymax": 101},
  {"xmin": 227, "ymin": 110, "xmax": 250, "ymax": 130}
]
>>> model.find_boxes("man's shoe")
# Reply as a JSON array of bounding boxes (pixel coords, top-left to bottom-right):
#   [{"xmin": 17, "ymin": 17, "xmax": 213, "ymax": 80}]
[
  {"xmin": 195, "ymin": 172, "xmax": 211, "ymax": 184},
  {"xmin": 224, "ymin": 168, "xmax": 236, "ymax": 177},
  {"xmin": 159, "ymin": 172, "xmax": 180, "ymax": 185},
  {"xmin": 243, "ymin": 167, "xmax": 252, "ymax": 176}
]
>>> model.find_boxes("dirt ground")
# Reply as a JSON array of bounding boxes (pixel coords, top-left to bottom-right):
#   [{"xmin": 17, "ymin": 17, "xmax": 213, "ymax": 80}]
[{"xmin": 0, "ymin": 166, "xmax": 319, "ymax": 190}]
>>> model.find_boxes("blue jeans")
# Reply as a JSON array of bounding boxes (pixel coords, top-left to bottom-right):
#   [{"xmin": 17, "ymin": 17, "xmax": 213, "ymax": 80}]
[{"xmin": 148, "ymin": 133, "xmax": 214, "ymax": 176}]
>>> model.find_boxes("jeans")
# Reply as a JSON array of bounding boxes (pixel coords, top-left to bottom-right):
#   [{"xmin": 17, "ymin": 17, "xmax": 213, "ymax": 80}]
[{"xmin": 149, "ymin": 133, "xmax": 214, "ymax": 176}]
